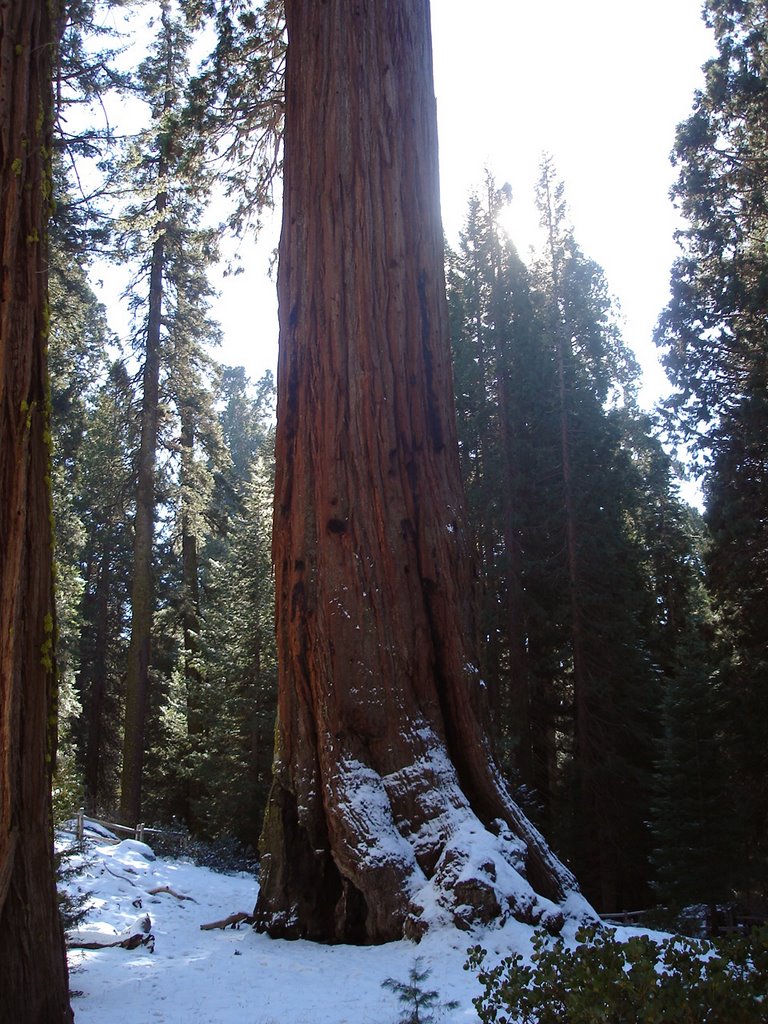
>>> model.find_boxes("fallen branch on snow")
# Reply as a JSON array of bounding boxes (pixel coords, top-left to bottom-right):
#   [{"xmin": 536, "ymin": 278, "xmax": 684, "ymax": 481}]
[
  {"xmin": 147, "ymin": 885, "xmax": 197, "ymax": 902},
  {"xmin": 200, "ymin": 912, "xmax": 254, "ymax": 930},
  {"xmin": 103, "ymin": 862, "xmax": 140, "ymax": 885}
]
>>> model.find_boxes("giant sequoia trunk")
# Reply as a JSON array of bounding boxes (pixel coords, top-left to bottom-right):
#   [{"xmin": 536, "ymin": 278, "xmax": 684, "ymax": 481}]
[
  {"xmin": 0, "ymin": 2, "xmax": 73, "ymax": 1019},
  {"xmin": 254, "ymin": 0, "xmax": 589, "ymax": 943}
]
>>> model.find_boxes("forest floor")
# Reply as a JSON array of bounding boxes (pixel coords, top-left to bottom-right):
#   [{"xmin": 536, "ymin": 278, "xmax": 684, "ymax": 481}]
[{"xmin": 58, "ymin": 823, "xmax": 641, "ymax": 1024}]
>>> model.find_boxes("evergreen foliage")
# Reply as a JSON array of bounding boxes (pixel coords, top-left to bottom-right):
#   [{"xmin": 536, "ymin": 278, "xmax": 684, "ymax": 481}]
[
  {"xmin": 196, "ymin": 441, "xmax": 276, "ymax": 847},
  {"xmin": 74, "ymin": 363, "xmax": 137, "ymax": 812},
  {"xmin": 48, "ymin": 0, "xmax": 136, "ymax": 820},
  {"xmin": 183, "ymin": 0, "xmax": 285, "ymax": 238},
  {"xmin": 656, "ymin": 0, "xmax": 768, "ymax": 910},
  {"xmin": 447, "ymin": 168, "xmax": 687, "ymax": 911},
  {"xmin": 48, "ymin": 160, "xmax": 130, "ymax": 815},
  {"xmin": 147, "ymin": 394, "xmax": 276, "ymax": 847},
  {"xmin": 382, "ymin": 958, "xmax": 460, "ymax": 1024},
  {"xmin": 47, "ymin": 0, "xmax": 281, "ymax": 836},
  {"xmin": 467, "ymin": 925, "xmax": 768, "ymax": 1024},
  {"xmin": 55, "ymin": 845, "xmax": 93, "ymax": 935},
  {"xmin": 113, "ymin": 0, "xmax": 232, "ymax": 823}
]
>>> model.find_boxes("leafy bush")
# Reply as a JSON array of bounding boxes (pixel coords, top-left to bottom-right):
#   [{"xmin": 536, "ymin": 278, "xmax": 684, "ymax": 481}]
[
  {"xmin": 176, "ymin": 833, "xmax": 258, "ymax": 874},
  {"xmin": 466, "ymin": 923, "xmax": 768, "ymax": 1024}
]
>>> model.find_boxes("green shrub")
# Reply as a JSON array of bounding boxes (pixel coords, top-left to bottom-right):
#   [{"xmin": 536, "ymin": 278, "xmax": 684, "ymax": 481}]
[{"xmin": 466, "ymin": 923, "xmax": 768, "ymax": 1024}]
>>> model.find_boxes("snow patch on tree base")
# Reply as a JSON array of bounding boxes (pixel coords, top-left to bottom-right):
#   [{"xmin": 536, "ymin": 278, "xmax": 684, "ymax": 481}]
[
  {"xmin": 327, "ymin": 733, "xmax": 585, "ymax": 941},
  {"xmin": 404, "ymin": 818, "xmax": 565, "ymax": 939}
]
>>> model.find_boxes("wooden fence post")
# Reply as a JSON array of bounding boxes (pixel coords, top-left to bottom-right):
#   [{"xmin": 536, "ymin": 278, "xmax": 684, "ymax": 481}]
[{"xmin": 76, "ymin": 807, "xmax": 85, "ymax": 844}]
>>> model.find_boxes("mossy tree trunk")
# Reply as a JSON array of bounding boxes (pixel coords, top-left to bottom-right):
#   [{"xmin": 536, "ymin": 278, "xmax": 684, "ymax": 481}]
[
  {"xmin": 254, "ymin": 0, "xmax": 588, "ymax": 944},
  {"xmin": 0, "ymin": 1, "xmax": 73, "ymax": 1018}
]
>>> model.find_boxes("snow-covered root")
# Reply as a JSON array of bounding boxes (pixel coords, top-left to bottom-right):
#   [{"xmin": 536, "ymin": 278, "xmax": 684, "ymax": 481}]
[
  {"xmin": 314, "ymin": 731, "xmax": 596, "ymax": 941},
  {"xmin": 406, "ymin": 817, "xmax": 570, "ymax": 939}
]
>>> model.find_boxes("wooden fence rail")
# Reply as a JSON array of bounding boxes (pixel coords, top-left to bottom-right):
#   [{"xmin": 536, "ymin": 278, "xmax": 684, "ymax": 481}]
[
  {"xmin": 600, "ymin": 907, "xmax": 766, "ymax": 936},
  {"xmin": 73, "ymin": 808, "xmax": 187, "ymax": 848},
  {"xmin": 599, "ymin": 910, "xmax": 655, "ymax": 925}
]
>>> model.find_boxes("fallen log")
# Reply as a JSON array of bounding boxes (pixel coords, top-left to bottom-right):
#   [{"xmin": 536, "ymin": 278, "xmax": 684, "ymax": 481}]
[
  {"xmin": 147, "ymin": 885, "xmax": 196, "ymax": 902},
  {"xmin": 200, "ymin": 911, "xmax": 254, "ymax": 931},
  {"xmin": 67, "ymin": 932, "xmax": 155, "ymax": 952}
]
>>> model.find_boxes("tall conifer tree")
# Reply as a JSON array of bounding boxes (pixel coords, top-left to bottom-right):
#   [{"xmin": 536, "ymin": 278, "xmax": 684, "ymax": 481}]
[
  {"xmin": 447, "ymin": 179, "xmax": 564, "ymax": 823},
  {"xmin": 118, "ymin": 0, "xmax": 222, "ymax": 822},
  {"xmin": 449, "ymin": 167, "xmax": 675, "ymax": 911},
  {"xmin": 531, "ymin": 160, "xmax": 656, "ymax": 910},
  {"xmin": 656, "ymin": 0, "xmax": 768, "ymax": 905}
]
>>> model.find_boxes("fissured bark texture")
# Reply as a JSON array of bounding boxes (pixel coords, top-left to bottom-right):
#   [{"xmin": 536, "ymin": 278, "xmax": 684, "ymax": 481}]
[
  {"xmin": 0, "ymin": 1, "xmax": 74, "ymax": 1018},
  {"xmin": 255, "ymin": 0, "xmax": 585, "ymax": 943}
]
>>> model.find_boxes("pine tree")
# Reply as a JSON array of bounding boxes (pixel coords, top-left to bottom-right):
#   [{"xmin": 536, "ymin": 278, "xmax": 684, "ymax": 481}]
[
  {"xmin": 158, "ymin": 197, "xmax": 226, "ymax": 831},
  {"xmin": 530, "ymin": 159, "xmax": 656, "ymax": 911},
  {"xmin": 118, "ymin": 0, "xmax": 177, "ymax": 824},
  {"xmin": 705, "ymin": 427, "xmax": 768, "ymax": 904},
  {"xmin": 49, "ymin": 0, "xmax": 131, "ymax": 820},
  {"xmin": 195, "ymin": 441, "xmax": 277, "ymax": 848},
  {"xmin": 75, "ymin": 364, "xmax": 137, "ymax": 813},
  {"xmin": 217, "ymin": 365, "xmax": 276, "ymax": 488},
  {"xmin": 656, "ymin": 0, "xmax": 768, "ymax": 908},
  {"xmin": 651, "ymin": 623, "xmax": 733, "ymax": 908},
  {"xmin": 116, "ymin": 0, "xmax": 223, "ymax": 823},
  {"xmin": 612, "ymin": 415, "xmax": 732, "ymax": 907},
  {"xmin": 382, "ymin": 958, "xmax": 459, "ymax": 1024},
  {"xmin": 447, "ymin": 178, "xmax": 564, "ymax": 824},
  {"xmin": 449, "ymin": 166, "xmax": 673, "ymax": 912},
  {"xmin": 48, "ymin": 176, "xmax": 119, "ymax": 815},
  {"xmin": 145, "ymin": 368, "xmax": 277, "ymax": 844}
]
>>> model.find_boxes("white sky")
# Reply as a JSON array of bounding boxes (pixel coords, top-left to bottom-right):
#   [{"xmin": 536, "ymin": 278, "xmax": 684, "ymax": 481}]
[{"xmin": 216, "ymin": 1, "xmax": 715, "ymax": 411}]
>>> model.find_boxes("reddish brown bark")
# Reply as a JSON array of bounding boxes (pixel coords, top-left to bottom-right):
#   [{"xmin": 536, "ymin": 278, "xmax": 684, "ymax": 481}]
[
  {"xmin": 0, "ymin": 1, "xmax": 73, "ymax": 1019},
  {"xmin": 255, "ymin": 0, "xmax": 587, "ymax": 944}
]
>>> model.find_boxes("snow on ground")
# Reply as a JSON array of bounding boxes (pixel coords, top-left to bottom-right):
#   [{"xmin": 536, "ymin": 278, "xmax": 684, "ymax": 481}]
[{"xmin": 57, "ymin": 822, "xmax": 629, "ymax": 1024}]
